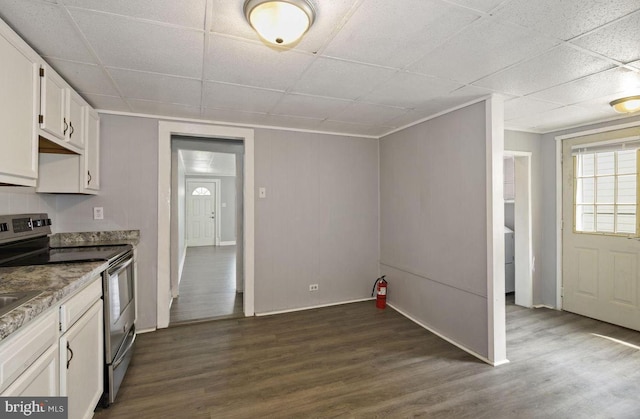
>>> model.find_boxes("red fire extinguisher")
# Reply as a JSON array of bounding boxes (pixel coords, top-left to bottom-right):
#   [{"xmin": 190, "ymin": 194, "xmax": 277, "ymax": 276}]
[{"xmin": 371, "ymin": 275, "xmax": 387, "ymax": 309}]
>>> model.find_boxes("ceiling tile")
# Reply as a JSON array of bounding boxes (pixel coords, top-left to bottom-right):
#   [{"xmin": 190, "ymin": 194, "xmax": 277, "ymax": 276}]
[
  {"xmin": 530, "ymin": 67, "xmax": 640, "ymax": 105},
  {"xmin": 494, "ymin": 0, "xmax": 640, "ymax": 40},
  {"xmin": 209, "ymin": 0, "xmax": 359, "ymax": 54},
  {"xmin": 0, "ymin": 0, "xmax": 96, "ymax": 62},
  {"xmin": 505, "ymin": 105, "xmax": 602, "ymax": 132},
  {"xmin": 445, "ymin": 0, "xmax": 506, "ymax": 13},
  {"xmin": 69, "ymin": 8, "xmax": 204, "ymax": 78},
  {"xmin": 572, "ymin": 11, "xmax": 640, "ymax": 64},
  {"xmin": 128, "ymin": 99, "xmax": 202, "ymax": 119},
  {"xmin": 290, "ymin": 57, "xmax": 396, "ymax": 100},
  {"xmin": 270, "ymin": 94, "xmax": 351, "ymax": 119},
  {"xmin": 108, "ymin": 68, "xmax": 202, "ymax": 106},
  {"xmin": 361, "ymin": 72, "xmax": 463, "ymax": 108},
  {"xmin": 319, "ymin": 120, "xmax": 392, "ymax": 137},
  {"xmin": 203, "ymin": 82, "xmax": 284, "ymax": 113},
  {"xmin": 262, "ymin": 114, "xmax": 324, "ymax": 131},
  {"xmin": 630, "ymin": 61, "xmax": 640, "ymax": 70},
  {"xmin": 322, "ymin": 0, "xmax": 480, "ymax": 68},
  {"xmin": 504, "ymin": 97, "xmax": 563, "ymax": 121},
  {"xmin": 408, "ymin": 19, "xmax": 560, "ymax": 84},
  {"xmin": 45, "ymin": 58, "xmax": 119, "ymax": 96},
  {"xmin": 205, "ymin": 35, "xmax": 316, "ymax": 90},
  {"xmin": 202, "ymin": 107, "xmax": 269, "ymax": 126},
  {"xmin": 62, "ymin": 0, "xmax": 207, "ymax": 29},
  {"xmin": 81, "ymin": 93, "xmax": 131, "ymax": 112},
  {"xmin": 472, "ymin": 45, "xmax": 615, "ymax": 96},
  {"xmin": 332, "ymin": 102, "xmax": 409, "ymax": 125}
]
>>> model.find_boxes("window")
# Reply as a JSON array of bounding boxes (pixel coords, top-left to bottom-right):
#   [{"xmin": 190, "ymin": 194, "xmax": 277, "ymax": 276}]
[
  {"xmin": 574, "ymin": 148, "xmax": 638, "ymax": 235},
  {"xmin": 192, "ymin": 187, "xmax": 211, "ymax": 196}
]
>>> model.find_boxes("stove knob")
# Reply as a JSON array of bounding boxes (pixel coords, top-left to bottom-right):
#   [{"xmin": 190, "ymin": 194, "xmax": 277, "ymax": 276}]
[
  {"xmin": 33, "ymin": 219, "xmax": 43, "ymax": 227},
  {"xmin": 45, "ymin": 218, "xmax": 52, "ymax": 226},
  {"xmin": 0, "ymin": 223, "xmax": 8, "ymax": 232}
]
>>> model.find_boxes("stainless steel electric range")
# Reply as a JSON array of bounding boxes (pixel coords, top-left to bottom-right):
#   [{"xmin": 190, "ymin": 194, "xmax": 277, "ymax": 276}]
[{"xmin": 0, "ymin": 213, "xmax": 136, "ymax": 407}]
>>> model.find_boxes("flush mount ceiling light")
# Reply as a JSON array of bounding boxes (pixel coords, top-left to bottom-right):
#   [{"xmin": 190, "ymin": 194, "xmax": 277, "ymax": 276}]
[
  {"xmin": 610, "ymin": 96, "xmax": 640, "ymax": 113},
  {"xmin": 243, "ymin": 0, "xmax": 316, "ymax": 46}
]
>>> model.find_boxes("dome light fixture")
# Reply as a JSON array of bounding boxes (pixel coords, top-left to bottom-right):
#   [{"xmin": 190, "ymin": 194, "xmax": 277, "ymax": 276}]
[
  {"xmin": 243, "ymin": 0, "xmax": 316, "ymax": 46},
  {"xmin": 610, "ymin": 96, "xmax": 640, "ymax": 114}
]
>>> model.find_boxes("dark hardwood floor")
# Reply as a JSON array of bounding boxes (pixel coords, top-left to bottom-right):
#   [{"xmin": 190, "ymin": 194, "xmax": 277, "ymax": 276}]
[
  {"xmin": 169, "ymin": 245, "xmax": 242, "ymax": 325},
  {"xmin": 97, "ymin": 299, "xmax": 640, "ymax": 418}
]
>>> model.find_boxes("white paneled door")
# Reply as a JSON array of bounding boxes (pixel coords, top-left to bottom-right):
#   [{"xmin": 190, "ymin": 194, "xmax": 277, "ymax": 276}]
[
  {"xmin": 562, "ymin": 136, "xmax": 640, "ymax": 332},
  {"xmin": 187, "ymin": 180, "xmax": 216, "ymax": 247}
]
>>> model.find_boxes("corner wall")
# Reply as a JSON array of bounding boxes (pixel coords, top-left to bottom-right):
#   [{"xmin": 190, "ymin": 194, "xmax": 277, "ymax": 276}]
[{"xmin": 379, "ymin": 101, "xmax": 497, "ymax": 358}]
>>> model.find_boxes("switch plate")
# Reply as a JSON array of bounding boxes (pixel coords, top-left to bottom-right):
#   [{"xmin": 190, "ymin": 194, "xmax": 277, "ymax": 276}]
[
  {"xmin": 93, "ymin": 207, "xmax": 104, "ymax": 220},
  {"xmin": 259, "ymin": 187, "xmax": 267, "ymax": 198}
]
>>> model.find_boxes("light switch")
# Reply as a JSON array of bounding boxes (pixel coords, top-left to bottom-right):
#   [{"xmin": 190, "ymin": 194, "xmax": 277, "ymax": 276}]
[
  {"xmin": 259, "ymin": 187, "xmax": 267, "ymax": 198},
  {"xmin": 93, "ymin": 207, "xmax": 104, "ymax": 220},
  {"xmin": 222, "ymin": 203, "xmax": 227, "ymax": 208}
]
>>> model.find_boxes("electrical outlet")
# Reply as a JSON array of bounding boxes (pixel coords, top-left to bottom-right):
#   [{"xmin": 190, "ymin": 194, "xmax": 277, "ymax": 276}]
[
  {"xmin": 93, "ymin": 207, "xmax": 104, "ymax": 220},
  {"xmin": 259, "ymin": 187, "xmax": 267, "ymax": 198},
  {"xmin": 309, "ymin": 284, "xmax": 319, "ymax": 291}
]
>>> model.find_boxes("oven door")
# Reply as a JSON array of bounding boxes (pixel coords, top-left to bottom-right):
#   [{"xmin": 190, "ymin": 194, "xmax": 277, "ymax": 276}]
[{"xmin": 103, "ymin": 253, "xmax": 135, "ymax": 362}]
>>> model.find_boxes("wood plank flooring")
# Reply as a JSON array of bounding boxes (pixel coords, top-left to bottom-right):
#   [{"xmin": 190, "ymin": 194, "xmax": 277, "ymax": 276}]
[
  {"xmin": 97, "ymin": 300, "xmax": 640, "ymax": 418},
  {"xmin": 169, "ymin": 245, "xmax": 242, "ymax": 325}
]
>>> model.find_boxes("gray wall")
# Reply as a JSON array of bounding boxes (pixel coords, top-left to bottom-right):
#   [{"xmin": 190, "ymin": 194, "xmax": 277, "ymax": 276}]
[
  {"xmin": 185, "ymin": 175, "xmax": 236, "ymax": 243},
  {"xmin": 55, "ymin": 115, "xmax": 159, "ymax": 329},
  {"xmin": 379, "ymin": 102, "xmax": 489, "ymax": 357},
  {"xmin": 538, "ymin": 113, "xmax": 640, "ymax": 308},
  {"xmin": 504, "ymin": 130, "xmax": 545, "ymax": 304},
  {"xmin": 254, "ymin": 128, "xmax": 380, "ymax": 313},
  {"xmin": 0, "ymin": 187, "xmax": 57, "ymax": 218}
]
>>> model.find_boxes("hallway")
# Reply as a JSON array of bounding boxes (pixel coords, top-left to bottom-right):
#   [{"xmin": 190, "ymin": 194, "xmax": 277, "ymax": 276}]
[{"xmin": 169, "ymin": 245, "xmax": 242, "ymax": 325}]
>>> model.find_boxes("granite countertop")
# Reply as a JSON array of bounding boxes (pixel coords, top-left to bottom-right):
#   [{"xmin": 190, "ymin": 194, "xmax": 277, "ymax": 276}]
[
  {"xmin": 0, "ymin": 229, "xmax": 140, "ymax": 343},
  {"xmin": 0, "ymin": 261, "xmax": 107, "ymax": 342}
]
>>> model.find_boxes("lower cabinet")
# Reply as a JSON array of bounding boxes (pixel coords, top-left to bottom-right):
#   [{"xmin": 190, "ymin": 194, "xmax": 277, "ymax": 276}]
[
  {"xmin": 2, "ymin": 345, "xmax": 58, "ymax": 396},
  {"xmin": 59, "ymin": 299, "xmax": 103, "ymax": 419}
]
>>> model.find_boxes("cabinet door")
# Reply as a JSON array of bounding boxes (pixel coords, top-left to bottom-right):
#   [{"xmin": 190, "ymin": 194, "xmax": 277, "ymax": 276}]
[
  {"xmin": 60, "ymin": 300, "xmax": 103, "ymax": 419},
  {"xmin": 67, "ymin": 91, "xmax": 84, "ymax": 149},
  {"xmin": 84, "ymin": 108, "xmax": 100, "ymax": 191},
  {"xmin": 0, "ymin": 28, "xmax": 38, "ymax": 186},
  {"xmin": 2, "ymin": 345, "xmax": 58, "ymax": 397},
  {"xmin": 40, "ymin": 66, "xmax": 67, "ymax": 141}
]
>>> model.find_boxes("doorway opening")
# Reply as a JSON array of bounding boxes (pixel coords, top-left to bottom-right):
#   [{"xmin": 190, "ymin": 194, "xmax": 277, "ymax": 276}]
[
  {"xmin": 157, "ymin": 122, "xmax": 255, "ymax": 330},
  {"xmin": 504, "ymin": 151, "xmax": 533, "ymax": 308}
]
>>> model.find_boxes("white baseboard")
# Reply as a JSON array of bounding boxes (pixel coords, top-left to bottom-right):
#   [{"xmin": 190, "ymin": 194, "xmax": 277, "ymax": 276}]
[
  {"xmin": 387, "ymin": 302, "xmax": 509, "ymax": 367},
  {"xmin": 219, "ymin": 241, "xmax": 236, "ymax": 246},
  {"xmin": 136, "ymin": 327, "xmax": 156, "ymax": 334},
  {"xmin": 255, "ymin": 298, "xmax": 374, "ymax": 317},
  {"xmin": 533, "ymin": 304, "xmax": 556, "ymax": 310}
]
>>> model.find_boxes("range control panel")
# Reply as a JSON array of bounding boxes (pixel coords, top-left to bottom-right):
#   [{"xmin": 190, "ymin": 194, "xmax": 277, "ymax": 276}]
[{"xmin": 0, "ymin": 213, "xmax": 52, "ymax": 244}]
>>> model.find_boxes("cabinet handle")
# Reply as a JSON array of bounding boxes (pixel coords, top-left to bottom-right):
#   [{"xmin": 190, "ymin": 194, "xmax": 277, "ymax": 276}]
[
  {"xmin": 69, "ymin": 121, "xmax": 74, "ymax": 138},
  {"xmin": 63, "ymin": 118, "xmax": 69, "ymax": 135},
  {"xmin": 66, "ymin": 341, "xmax": 74, "ymax": 369},
  {"xmin": 87, "ymin": 170, "xmax": 92, "ymax": 186}
]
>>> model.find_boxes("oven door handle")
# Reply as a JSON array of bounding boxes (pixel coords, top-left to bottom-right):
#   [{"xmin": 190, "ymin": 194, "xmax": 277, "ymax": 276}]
[
  {"xmin": 109, "ymin": 256, "xmax": 133, "ymax": 277},
  {"xmin": 113, "ymin": 329, "xmax": 136, "ymax": 369}
]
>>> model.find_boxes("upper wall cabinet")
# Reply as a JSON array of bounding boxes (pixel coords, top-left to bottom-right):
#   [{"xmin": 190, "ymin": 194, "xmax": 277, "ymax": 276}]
[
  {"xmin": 39, "ymin": 65, "xmax": 85, "ymax": 152},
  {"xmin": 0, "ymin": 20, "xmax": 39, "ymax": 187}
]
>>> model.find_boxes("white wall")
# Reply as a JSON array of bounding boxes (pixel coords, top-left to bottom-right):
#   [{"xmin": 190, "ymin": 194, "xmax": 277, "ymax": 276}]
[
  {"xmin": 504, "ymin": 130, "xmax": 544, "ymax": 304},
  {"xmin": 253, "ymin": 128, "xmax": 380, "ymax": 313},
  {"xmin": 55, "ymin": 115, "xmax": 159, "ymax": 329},
  {"xmin": 379, "ymin": 102, "xmax": 491, "ymax": 357}
]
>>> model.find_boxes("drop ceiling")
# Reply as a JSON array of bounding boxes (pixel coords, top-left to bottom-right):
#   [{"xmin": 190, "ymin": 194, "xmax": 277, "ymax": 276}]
[{"xmin": 1, "ymin": 0, "xmax": 639, "ymax": 137}]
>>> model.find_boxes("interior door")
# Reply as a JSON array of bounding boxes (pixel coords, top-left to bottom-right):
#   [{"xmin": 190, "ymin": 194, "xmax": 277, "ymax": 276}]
[
  {"xmin": 186, "ymin": 180, "xmax": 216, "ymax": 247},
  {"xmin": 562, "ymin": 136, "xmax": 640, "ymax": 331}
]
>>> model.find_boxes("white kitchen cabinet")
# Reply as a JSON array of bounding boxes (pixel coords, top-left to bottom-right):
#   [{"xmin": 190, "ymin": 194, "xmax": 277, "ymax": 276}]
[
  {"xmin": 39, "ymin": 65, "xmax": 85, "ymax": 153},
  {"xmin": 58, "ymin": 279, "xmax": 103, "ymax": 419},
  {"xmin": 0, "ymin": 19, "xmax": 39, "ymax": 187},
  {"xmin": 37, "ymin": 104, "xmax": 100, "ymax": 194},
  {"xmin": 59, "ymin": 300, "xmax": 103, "ymax": 419},
  {"xmin": 2, "ymin": 345, "xmax": 58, "ymax": 397},
  {"xmin": 0, "ymin": 310, "xmax": 58, "ymax": 395}
]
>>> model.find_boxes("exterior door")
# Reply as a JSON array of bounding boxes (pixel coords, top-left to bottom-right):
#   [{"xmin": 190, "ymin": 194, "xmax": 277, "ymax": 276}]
[
  {"xmin": 187, "ymin": 180, "xmax": 216, "ymax": 247},
  {"xmin": 562, "ymin": 136, "xmax": 640, "ymax": 331}
]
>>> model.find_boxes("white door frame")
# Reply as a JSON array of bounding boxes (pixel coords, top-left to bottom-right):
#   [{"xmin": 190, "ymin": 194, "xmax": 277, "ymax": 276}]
[
  {"xmin": 158, "ymin": 121, "xmax": 254, "ymax": 329},
  {"xmin": 504, "ymin": 150, "xmax": 533, "ymax": 308},
  {"xmin": 186, "ymin": 178, "xmax": 222, "ymax": 246},
  {"xmin": 555, "ymin": 119, "xmax": 640, "ymax": 310}
]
